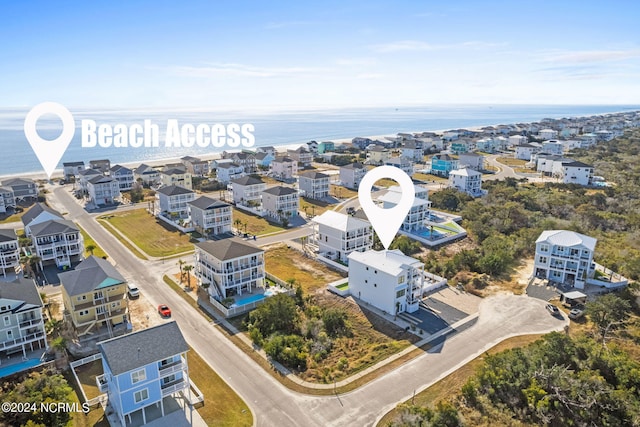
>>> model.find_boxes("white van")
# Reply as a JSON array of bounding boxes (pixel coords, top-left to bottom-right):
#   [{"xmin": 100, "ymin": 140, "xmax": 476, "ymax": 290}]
[{"xmin": 127, "ymin": 283, "xmax": 140, "ymax": 298}]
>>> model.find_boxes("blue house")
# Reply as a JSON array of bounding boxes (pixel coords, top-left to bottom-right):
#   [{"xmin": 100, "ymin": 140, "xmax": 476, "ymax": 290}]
[
  {"xmin": 317, "ymin": 141, "xmax": 335, "ymax": 154},
  {"xmin": 430, "ymin": 154, "xmax": 459, "ymax": 177},
  {"xmin": 255, "ymin": 152, "xmax": 275, "ymax": 167},
  {"xmin": 97, "ymin": 321, "xmax": 201, "ymax": 425}
]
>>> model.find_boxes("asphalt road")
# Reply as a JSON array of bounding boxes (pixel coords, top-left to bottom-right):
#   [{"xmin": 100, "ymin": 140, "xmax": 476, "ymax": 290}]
[{"xmin": 49, "ymin": 186, "xmax": 567, "ymax": 427}]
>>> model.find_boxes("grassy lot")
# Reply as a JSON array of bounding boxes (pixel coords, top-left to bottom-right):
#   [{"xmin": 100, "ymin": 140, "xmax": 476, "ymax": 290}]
[
  {"xmin": 264, "ymin": 244, "xmax": 344, "ymax": 293},
  {"xmin": 0, "ymin": 210, "xmax": 25, "ymax": 223},
  {"xmin": 98, "ymin": 209, "xmax": 194, "ymax": 257},
  {"xmin": 64, "ymin": 370, "xmax": 110, "ymax": 427},
  {"xmin": 187, "ymin": 346, "xmax": 253, "ymax": 426},
  {"xmin": 300, "ymin": 197, "xmax": 335, "ymax": 217},
  {"xmin": 74, "ymin": 359, "xmax": 104, "ymax": 400},
  {"xmin": 330, "ymin": 184, "xmax": 358, "ymax": 199},
  {"xmin": 232, "ymin": 208, "xmax": 285, "ymax": 235},
  {"xmin": 413, "ymin": 172, "xmax": 448, "ymax": 183},
  {"xmin": 97, "ymin": 220, "xmax": 148, "ymax": 260},
  {"xmin": 496, "ymin": 156, "xmax": 528, "ymax": 167},
  {"xmin": 373, "ymin": 178, "xmax": 399, "ymax": 188},
  {"xmin": 78, "ymin": 225, "xmax": 107, "ymax": 259},
  {"xmin": 377, "ymin": 334, "xmax": 544, "ymax": 426}
]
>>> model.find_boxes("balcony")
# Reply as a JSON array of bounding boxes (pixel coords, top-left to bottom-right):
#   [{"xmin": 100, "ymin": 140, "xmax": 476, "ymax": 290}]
[
  {"xmin": 96, "ymin": 374, "xmax": 108, "ymax": 393},
  {"xmin": 161, "ymin": 377, "xmax": 187, "ymax": 397},
  {"xmin": 159, "ymin": 358, "xmax": 186, "ymax": 377},
  {"xmin": 0, "ymin": 331, "xmax": 45, "ymax": 350},
  {"xmin": 19, "ymin": 318, "xmax": 42, "ymax": 329}
]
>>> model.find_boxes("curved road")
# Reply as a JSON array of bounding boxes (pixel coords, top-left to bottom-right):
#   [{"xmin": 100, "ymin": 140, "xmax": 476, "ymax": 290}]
[{"xmin": 50, "ymin": 186, "xmax": 566, "ymax": 426}]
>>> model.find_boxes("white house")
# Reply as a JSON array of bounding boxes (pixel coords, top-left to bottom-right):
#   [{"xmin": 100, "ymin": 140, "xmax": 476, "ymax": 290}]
[
  {"xmin": 109, "ymin": 165, "xmax": 135, "ymax": 191},
  {"xmin": 180, "ymin": 156, "xmax": 210, "ymax": 176},
  {"xmin": 538, "ymin": 129, "xmax": 558, "ymax": 140},
  {"xmin": 62, "ymin": 161, "xmax": 85, "ymax": 180},
  {"xmin": 230, "ymin": 175, "xmax": 266, "ymax": 207},
  {"xmin": 533, "ymin": 230, "xmax": 596, "ymax": 289},
  {"xmin": 366, "ymin": 145, "xmax": 391, "ymax": 165},
  {"xmin": 87, "ymin": 175, "xmax": 121, "ymax": 206},
  {"xmin": 77, "ymin": 169, "xmax": 103, "ymax": 194},
  {"xmin": 188, "ymin": 196, "xmax": 232, "ymax": 236},
  {"xmin": 154, "ymin": 185, "xmax": 196, "ymax": 219},
  {"xmin": 194, "ymin": 238, "xmax": 265, "ymax": 300},
  {"xmin": 312, "ymin": 210, "xmax": 372, "ymax": 264},
  {"xmin": 541, "ymin": 140, "xmax": 564, "ymax": 156},
  {"xmin": 270, "ymin": 156, "xmax": 298, "ymax": 180},
  {"xmin": 22, "ymin": 203, "xmax": 64, "ymax": 236},
  {"xmin": 134, "ymin": 164, "xmax": 160, "ymax": 186},
  {"xmin": 400, "ymin": 141, "xmax": 423, "ymax": 162},
  {"xmin": 0, "ymin": 187, "xmax": 15, "ymax": 214},
  {"xmin": 515, "ymin": 143, "xmax": 540, "ymax": 160},
  {"xmin": 508, "ymin": 135, "xmax": 528, "ymax": 148},
  {"xmin": 387, "ymin": 184, "xmax": 429, "ymax": 202},
  {"xmin": 449, "ymin": 168, "xmax": 485, "ymax": 197},
  {"xmin": 348, "ymin": 249, "xmax": 424, "ymax": 314},
  {"xmin": 339, "ymin": 162, "xmax": 367, "ymax": 189},
  {"xmin": 384, "ymin": 157, "xmax": 414, "ymax": 176},
  {"xmin": 30, "ymin": 219, "xmax": 84, "ymax": 269},
  {"xmin": 458, "ymin": 152, "xmax": 485, "ymax": 171},
  {"xmin": 378, "ymin": 191, "xmax": 431, "ymax": 231},
  {"xmin": 1, "ymin": 178, "xmax": 37, "ymax": 201},
  {"xmin": 256, "ymin": 146, "xmax": 276, "ymax": 157},
  {"xmin": 287, "ymin": 147, "xmax": 313, "ymax": 167},
  {"xmin": 216, "ymin": 163, "xmax": 245, "ymax": 184},
  {"xmin": 0, "ymin": 229, "xmax": 19, "ymax": 276},
  {"xmin": 298, "ymin": 171, "xmax": 330, "ymax": 200},
  {"xmin": 261, "ymin": 186, "xmax": 299, "ymax": 220},
  {"xmin": 559, "ymin": 161, "xmax": 594, "ymax": 186}
]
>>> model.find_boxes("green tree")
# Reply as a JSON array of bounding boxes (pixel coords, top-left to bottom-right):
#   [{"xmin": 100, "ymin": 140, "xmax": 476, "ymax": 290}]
[
  {"xmin": 586, "ymin": 293, "xmax": 632, "ymax": 344},
  {"xmin": 247, "ymin": 293, "xmax": 299, "ymax": 338},
  {"xmin": 183, "ymin": 264, "xmax": 193, "ymax": 289}
]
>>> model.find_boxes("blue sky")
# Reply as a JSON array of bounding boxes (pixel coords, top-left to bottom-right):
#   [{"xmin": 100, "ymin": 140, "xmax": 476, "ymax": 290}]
[{"xmin": 1, "ymin": 1, "xmax": 639, "ymax": 109}]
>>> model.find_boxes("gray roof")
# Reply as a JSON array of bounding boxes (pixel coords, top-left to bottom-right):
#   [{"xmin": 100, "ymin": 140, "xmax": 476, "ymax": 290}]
[
  {"xmin": 536, "ymin": 230, "xmax": 597, "ymax": 251},
  {"xmin": 157, "ymin": 185, "xmax": 194, "ymax": 196},
  {"xmin": 262, "ymin": 186, "xmax": 298, "ymax": 196},
  {"xmin": 1, "ymin": 178, "xmax": 35, "ymax": 187},
  {"xmin": 196, "ymin": 238, "xmax": 263, "ymax": 260},
  {"xmin": 341, "ymin": 162, "xmax": 365, "ymax": 170},
  {"xmin": 0, "ymin": 277, "xmax": 43, "ymax": 312},
  {"xmin": 231, "ymin": 176, "xmax": 264, "ymax": 186},
  {"xmin": 459, "ymin": 152, "xmax": 483, "ymax": 157},
  {"xmin": 180, "ymin": 156, "xmax": 201, "ymax": 162},
  {"xmin": 188, "ymin": 196, "xmax": 229, "ymax": 210},
  {"xmin": 29, "ymin": 219, "xmax": 78, "ymax": 237},
  {"xmin": 135, "ymin": 164, "xmax": 156, "ymax": 174},
  {"xmin": 433, "ymin": 154, "xmax": 456, "ymax": 161},
  {"xmin": 110, "ymin": 164, "xmax": 132, "ymax": 173},
  {"xmin": 63, "ymin": 161, "xmax": 84, "ymax": 167},
  {"xmin": 78, "ymin": 168, "xmax": 102, "ymax": 177},
  {"xmin": 273, "ymin": 156, "xmax": 294, "ymax": 163},
  {"xmin": 299, "ymin": 171, "xmax": 329, "ymax": 179},
  {"xmin": 59, "ymin": 256, "xmax": 126, "ymax": 296},
  {"xmin": 88, "ymin": 175, "xmax": 116, "ymax": 184},
  {"xmin": 563, "ymin": 161, "xmax": 593, "ymax": 168},
  {"xmin": 0, "ymin": 229, "xmax": 17, "ymax": 242},
  {"xmin": 162, "ymin": 168, "xmax": 187, "ymax": 175},
  {"xmin": 21, "ymin": 203, "xmax": 63, "ymax": 226},
  {"xmin": 217, "ymin": 162, "xmax": 241, "ymax": 169},
  {"xmin": 98, "ymin": 321, "xmax": 188, "ymax": 376}
]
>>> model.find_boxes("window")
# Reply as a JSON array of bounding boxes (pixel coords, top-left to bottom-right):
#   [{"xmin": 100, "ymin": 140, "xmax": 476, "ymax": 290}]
[
  {"xmin": 134, "ymin": 388, "xmax": 149, "ymax": 403},
  {"xmin": 396, "ymin": 289, "xmax": 405, "ymax": 298},
  {"xmin": 397, "ymin": 275, "xmax": 405, "ymax": 284},
  {"xmin": 540, "ymin": 244, "xmax": 549, "ymax": 253},
  {"xmin": 76, "ymin": 295, "xmax": 87, "ymax": 301},
  {"xmin": 131, "ymin": 369, "xmax": 146, "ymax": 384},
  {"xmin": 3, "ymin": 316, "xmax": 10, "ymax": 326},
  {"xmin": 78, "ymin": 310, "xmax": 89, "ymax": 316},
  {"xmin": 539, "ymin": 256, "xmax": 547, "ymax": 264}
]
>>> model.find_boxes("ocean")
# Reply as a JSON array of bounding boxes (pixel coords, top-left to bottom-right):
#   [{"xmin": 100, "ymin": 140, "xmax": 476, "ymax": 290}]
[{"xmin": 1, "ymin": 104, "xmax": 639, "ymax": 177}]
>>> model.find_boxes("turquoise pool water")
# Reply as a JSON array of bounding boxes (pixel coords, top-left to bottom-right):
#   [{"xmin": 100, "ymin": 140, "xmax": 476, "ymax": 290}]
[
  {"xmin": 412, "ymin": 228, "xmax": 445, "ymax": 240},
  {"xmin": 0, "ymin": 358, "xmax": 42, "ymax": 378},
  {"xmin": 235, "ymin": 293, "xmax": 267, "ymax": 306}
]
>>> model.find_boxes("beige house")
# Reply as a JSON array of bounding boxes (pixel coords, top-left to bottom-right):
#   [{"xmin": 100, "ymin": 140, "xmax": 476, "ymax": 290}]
[
  {"xmin": 160, "ymin": 168, "xmax": 193, "ymax": 190},
  {"xmin": 60, "ymin": 256, "xmax": 128, "ymax": 337}
]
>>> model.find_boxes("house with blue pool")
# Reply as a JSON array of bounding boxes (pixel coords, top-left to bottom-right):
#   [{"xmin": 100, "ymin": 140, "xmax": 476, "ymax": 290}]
[{"xmin": 97, "ymin": 321, "xmax": 202, "ymax": 426}]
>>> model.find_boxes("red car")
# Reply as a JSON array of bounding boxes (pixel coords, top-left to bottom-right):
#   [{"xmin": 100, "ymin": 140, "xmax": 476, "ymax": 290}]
[{"xmin": 158, "ymin": 304, "xmax": 171, "ymax": 317}]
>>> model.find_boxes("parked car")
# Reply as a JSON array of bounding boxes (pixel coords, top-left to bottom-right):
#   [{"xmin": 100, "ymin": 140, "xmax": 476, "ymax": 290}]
[
  {"xmin": 569, "ymin": 308, "xmax": 585, "ymax": 319},
  {"xmin": 158, "ymin": 304, "xmax": 171, "ymax": 317},
  {"xmin": 545, "ymin": 304, "xmax": 560, "ymax": 316},
  {"xmin": 127, "ymin": 283, "xmax": 140, "ymax": 298}
]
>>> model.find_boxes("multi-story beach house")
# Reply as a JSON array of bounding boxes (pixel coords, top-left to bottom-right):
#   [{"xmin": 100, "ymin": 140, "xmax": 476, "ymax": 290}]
[
  {"xmin": 62, "ymin": 161, "xmax": 85, "ymax": 180},
  {"xmin": 400, "ymin": 141, "xmax": 424, "ymax": 162},
  {"xmin": 559, "ymin": 161, "xmax": 594, "ymax": 186},
  {"xmin": 538, "ymin": 129, "xmax": 559, "ymax": 140},
  {"xmin": 160, "ymin": 168, "xmax": 193, "ymax": 190},
  {"xmin": 0, "ymin": 278, "xmax": 47, "ymax": 358},
  {"xmin": 230, "ymin": 176, "xmax": 266, "ymax": 207},
  {"xmin": 256, "ymin": 146, "xmax": 276, "ymax": 157},
  {"xmin": 298, "ymin": 171, "xmax": 330, "ymax": 200},
  {"xmin": 348, "ymin": 249, "xmax": 424, "ymax": 315},
  {"xmin": 78, "ymin": 169, "xmax": 103, "ymax": 194},
  {"xmin": 89, "ymin": 159, "xmax": 111, "ymax": 174},
  {"xmin": 378, "ymin": 191, "xmax": 430, "ymax": 231},
  {"xmin": 317, "ymin": 141, "xmax": 335, "ymax": 154},
  {"xmin": 180, "ymin": 156, "xmax": 210, "ymax": 176},
  {"xmin": 450, "ymin": 140, "xmax": 471, "ymax": 154},
  {"xmin": 515, "ymin": 143, "xmax": 541, "ymax": 161},
  {"xmin": 430, "ymin": 154, "xmax": 459, "ymax": 177},
  {"xmin": 188, "ymin": 196, "xmax": 232, "ymax": 236},
  {"xmin": 261, "ymin": 186, "xmax": 299, "ymax": 220},
  {"xmin": 384, "ymin": 157, "xmax": 414, "ymax": 176},
  {"xmin": 312, "ymin": 211, "xmax": 372, "ymax": 264},
  {"xmin": 87, "ymin": 175, "xmax": 121, "ymax": 206},
  {"xmin": 541, "ymin": 140, "xmax": 565, "ymax": 156},
  {"xmin": 387, "ymin": 184, "xmax": 430, "ymax": 202},
  {"xmin": 508, "ymin": 135, "xmax": 528, "ymax": 147},
  {"xmin": 270, "ymin": 156, "xmax": 298, "ymax": 180},
  {"xmin": 255, "ymin": 152, "xmax": 275, "ymax": 168},
  {"xmin": 216, "ymin": 163, "xmax": 245, "ymax": 184},
  {"xmin": 339, "ymin": 162, "xmax": 367, "ymax": 189},
  {"xmin": 533, "ymin": 230, "xmax": 596, "ymax": 289},
  {"xmin": 109, "ymin": 165, "xmax": 135, "ymax": 191},
  {"xmin": 287, "ymin": 147, "xmax": 313, "ymax": 167},
  {"xmin": 134, "ymin": 164, "xmax": 160, "ymax": 186},
  {"xmin": 194, "ymin": 238, "xmax": 265, "ymax": 300},
  {"xmin": 366, "ymin": 145, "xmax": 391, "ymax": 165},
  {"xmin": 96, "ymin": 321, "xmax": 198, "ymax": 427},
  {"xmin": 458, "ymin": 152, "xmax": 485, "ymax": 171},
  {"xmin": 29, "ymin": 219, "xmax": 84, "ymax": 269},
  {"xmin": 0, "ymin": 187, "xmax": 15, "ymax": 214},
  {"xmin": 306, "ymin": 141, "xmax": 318, "ymax": 154},
  {"xmin": 449, "ymin": 168, "xmax": 485, "ymax": 197},
  {"xmin": 22, "ymin": 203, "xmax": 64, "ymax": 235},
  {"xmin": 1, "ymin": 178, "xmax": 37, "ymax": 201},
  {"xmin": 59, "ymin": 256, "xmax": 128, "ymax": 336},
  {"xmin": 154, "ymin": 185, "xmax": 196, "ymax": 219},
  {"xmin": 223, "ymin": 152, "xmax": 257, "ymax": 174},
  {"xmin": 0, "ymin": 229, "xmax": 19, "ymax": 276}
]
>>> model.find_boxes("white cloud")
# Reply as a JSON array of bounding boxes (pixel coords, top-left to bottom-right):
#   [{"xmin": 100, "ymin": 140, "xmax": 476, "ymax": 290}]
[
  {"xmin": 168, "ymin": 63, "xmax": 331, "ymax": 78},
  {"xmin": 370, "ymin": 40, "xmax": 435, "ymax": 53},
  {"xmin": 542, "ymin": 49, "xmax": 640, "ymax": 64}
]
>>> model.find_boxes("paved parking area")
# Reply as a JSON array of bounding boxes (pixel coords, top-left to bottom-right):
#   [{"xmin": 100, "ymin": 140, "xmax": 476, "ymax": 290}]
[{"xmin": 526, "ymin": 277, "xmax": 561, "ymax": 301}]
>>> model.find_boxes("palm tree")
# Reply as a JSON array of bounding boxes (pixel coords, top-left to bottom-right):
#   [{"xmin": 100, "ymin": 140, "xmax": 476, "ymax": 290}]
[
  {"xmin": 234, "ymin": 219, "xmax": 242, "ymax": 234},
  {"xmin": 177, "ymin": 259, "xmax": 186, "ymax": 283},
  {"xmin": 183, "ymin": 265, "xmax": 194, "ymax": 290},
  {"xmin": 28, "ymin": 256, "xmax": 42, "ymax": 277},
  {"xmin": 243, "ymin": 222, "xmax": 248, "ymax": 234},
  {"xmin": 86, "ymin": 244, "xmax": 96, "ymax": 256},
  {"xmin": 19, "ymin": 255, "xmax": 30, "ymax": 277}
]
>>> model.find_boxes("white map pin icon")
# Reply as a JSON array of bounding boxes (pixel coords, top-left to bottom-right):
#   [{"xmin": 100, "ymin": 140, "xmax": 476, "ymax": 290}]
[
  {"xmin": 24, "ymin": 102, "xmax": 75, "ymax": 179},
  {"xmin": 358, "ymin": 165, "xmax": 415, "ymax": 250}
]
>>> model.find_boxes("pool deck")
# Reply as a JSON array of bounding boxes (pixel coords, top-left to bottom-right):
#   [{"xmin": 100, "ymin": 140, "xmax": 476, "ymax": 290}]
[{"xmin": 0, "ymin": 349, "xmax": 48, "ymax": 378}]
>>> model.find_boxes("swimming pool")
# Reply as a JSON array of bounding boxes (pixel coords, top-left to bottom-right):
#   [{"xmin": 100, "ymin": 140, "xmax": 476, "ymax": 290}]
[
  {"xmin": 412, "ymin": 228, "xmax": 445, "ymax": 240},
  {"xmin": 0, "ymin": 358, "xmax": 42, "ymax": 378},
  {"xmin": 235, "ymin": 293, "xmax": 267, "ymax": 306}
]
